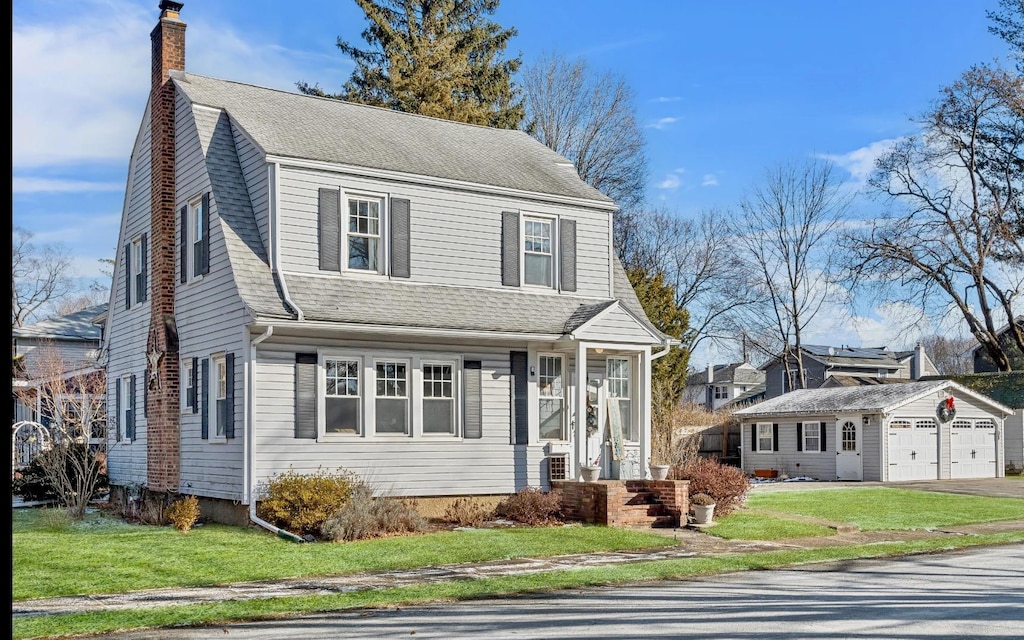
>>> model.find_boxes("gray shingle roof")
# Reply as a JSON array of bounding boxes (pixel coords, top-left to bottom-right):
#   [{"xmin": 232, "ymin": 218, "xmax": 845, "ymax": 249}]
[
  {"xmin": 733, "ymin": 380, "xmax": 1011, "ymax": 417},
  {"xmin": 13, "ymin": 304, "xmax": 107, "ymax": 341},
  {"xmin": 173, "ymin": 72, "xmax": 612, "ymax": 204}
]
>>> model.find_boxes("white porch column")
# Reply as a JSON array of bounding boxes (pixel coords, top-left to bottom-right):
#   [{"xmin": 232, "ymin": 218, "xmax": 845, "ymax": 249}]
[
  {"xmin": 641, "ymin": 345, "xmax": 652, "ymax": 479},
  {"xmin": 575, "ymin": 340, "xmax": 588, "ymax": 480}
]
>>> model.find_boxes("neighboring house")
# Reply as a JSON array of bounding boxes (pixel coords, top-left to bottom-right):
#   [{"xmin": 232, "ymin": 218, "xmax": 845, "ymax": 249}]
[
  {"xmin": 761, "ymin": 344, "xmax": 938, "ymax": 399},
  {"xmin": 922, "ymin": 373, "xmax": 1024, "ymax": 473},
  {"xmin": 684, "ymin": 362, "xmax": 766, "ymax": 411},
  {"xmin": 103, "ymin": 3, "xmax": 675, "ymax": 525},
  {"xmin": 972, "ymin": 317, "xmax": 1024, "ymax": 373},
  {"xmin": 733, "ymin": 380, "xmax": 1011, "ymax": 482},
  {"xmin": 12, "ymin": 304, "xmax": 108, "ymax": 440}
]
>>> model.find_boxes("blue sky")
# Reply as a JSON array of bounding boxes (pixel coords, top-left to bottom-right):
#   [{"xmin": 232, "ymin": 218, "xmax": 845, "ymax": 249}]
[{"xmin": 12, "ymin": 0, "xmax": 1014, "ymax": 361}]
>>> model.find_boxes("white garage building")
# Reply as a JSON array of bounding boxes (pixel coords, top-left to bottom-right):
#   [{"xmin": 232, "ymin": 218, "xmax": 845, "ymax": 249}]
[{"xmin": 734, "ymin": 380, "xmax": 1011, "ymax": 482}]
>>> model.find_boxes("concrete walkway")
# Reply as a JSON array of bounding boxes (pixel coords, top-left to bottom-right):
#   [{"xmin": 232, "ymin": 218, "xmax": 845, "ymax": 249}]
[{"xmin": 13, "ymin": 478, "xmax": 1024, "ymax": 620}]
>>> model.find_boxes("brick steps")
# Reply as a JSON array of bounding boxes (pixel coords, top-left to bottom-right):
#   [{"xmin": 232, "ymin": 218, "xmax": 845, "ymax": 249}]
[{"xmin": 555, "ymin": 479, "xmax": 689, "ymax": 529}]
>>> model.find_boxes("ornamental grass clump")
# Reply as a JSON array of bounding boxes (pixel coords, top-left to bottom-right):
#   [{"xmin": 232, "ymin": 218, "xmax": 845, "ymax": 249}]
[
  {"xmin": 320, "ymin": 483, "xmax": 427, "ymax": 541},
  {"xmin": 444, "ymin": 497, "xmax": 494, "ymax": 527}
]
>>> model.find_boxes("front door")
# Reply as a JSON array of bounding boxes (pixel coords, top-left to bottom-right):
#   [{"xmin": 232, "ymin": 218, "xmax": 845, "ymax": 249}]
[
  {"xmin": 585, "ymin": 373, "xmax": 607, "ymax": 476},
  {"xmin": 836, "ymin": 416, "xmax": 863, "ymax": 481}
]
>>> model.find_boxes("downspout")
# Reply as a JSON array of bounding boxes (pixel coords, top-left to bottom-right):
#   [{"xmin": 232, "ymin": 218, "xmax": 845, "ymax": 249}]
[
  {"xmin": 268, "ymin": 162, "xmax": 304, "ymax": 321},
  {"xmin": 246, "ymin": 325, "xmax": 304, "ymax": 543},
  {"xmin": 651, "ymin": 340, "xmax": 674, "ymax": 360}
]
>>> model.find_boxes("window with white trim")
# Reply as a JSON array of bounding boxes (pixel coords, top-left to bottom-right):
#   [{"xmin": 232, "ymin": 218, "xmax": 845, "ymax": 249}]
[
  {"xmin": 182, "ymin": 359, "xmax": 194, "ymax": 414},
  {"xmin": 756, "ymin": 422, "xmax": 773, "ymax": 452},
  {"xmin": 213, "ymin": 354, "xmax": 227, "ymax": 438},
  {"xmin": 131, "ymin": 236, "xmax": 145, "ymax": 305},
  {"xmin": 802, "ymin": 422, "xmax": 820, "ymax": 451},
  {"xmin": 607, "ymin": 357, "xmax": 635, "ymax": 441},
  {"xmin": 422, "ymin": 362, "xmax": 456, "ymax": 435},
  {"xmin": 346, "ymin": 197, "xmax": 383, "ymax": 272},
  {"xmin": 889, "ymin": 419, "xmax": 911, "ymax": 429},
  {"xmin": 975, "ymin": 419, "xmax": 995, "ymax": 429},
  {"xmin": 325, "ymin": 357, "xmax": 361, "ymax": 434},
  {"xmin": 118, "ymin": 374, "xmax": 132, "ymax": 443},
  {"xmin": 714, "ymin": 385, "xmax": 728, "ymax": 399},
  {"xmin": 538, "ymin": 354, "xmax": 564, "ymax": 440},
  {"xmin": 523, "ymin": 216, "xmax": 553, "ymax": 287},
  {"xmin": 188, "ymin": 196, "xmax": 205, "ymax": 280},
  {"xmin": 375, "ymin": 360, "xmax": 409, "ymax": 434}
]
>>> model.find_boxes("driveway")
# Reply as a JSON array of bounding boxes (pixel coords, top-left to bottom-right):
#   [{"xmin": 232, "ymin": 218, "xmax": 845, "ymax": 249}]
[
  {"xmin": 751, "ymin": 477, "xmax": 1024, "ymax": 499},
  {"xmin": 94, "ymin": 543, "xmax": 1024, "ymax": 639}
]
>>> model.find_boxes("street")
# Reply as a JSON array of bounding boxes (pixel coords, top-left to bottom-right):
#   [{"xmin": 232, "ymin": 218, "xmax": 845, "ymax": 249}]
[{"xmin": 102, "ymin": 543, "xmax": 1024, "ymax": 639}]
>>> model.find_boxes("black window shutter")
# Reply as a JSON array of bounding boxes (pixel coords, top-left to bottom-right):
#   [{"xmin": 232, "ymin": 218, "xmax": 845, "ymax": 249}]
[
  {"xmin": 295, "ymin": 353, "xmax": 318, "ymax": 439},
  {"xmin": 201, "ymin": 192, "xmax": 211, "ymax": 275},
  {"xmin": 501, "ymin": 212, "xmax": 520, "ymax": 287},
  {"xmin": 128, "ymin": 374, "xmax": 137, "ymax": 441},
  {"xmin": 559, "ymin": 218, "xmax": 577, "ymax": 292},
  {"xmin": 820, "ymin": 422, "xmax": 827, "ymax": 451},
  {"xmin": 750, "ymin": 424, "xmax": 757, "ymax": 452},
  {"xmin": 124, "ymin": 242, "xmax": 131, "ymax": 309},
  {"xmin": 190, "ymin": 357, "xmax": 199, "ymax": 413},
  {"xmin": 115, "ymin": 379, "xmax": 122, "ymax": 442},
  {"xmin": 225, "ymin": 353, "xmax": 235, "ymax": 439},
  {"xmin": 463, "ymin": 361, "xmax": 483, "ymax": 439},
  {"xmin": 510, "ymin": 351, "xmax": 528, "ymax": 444},
  {"xmin": 201, "ymin": 358, "xmax": 209, "ymax": 439},
  {"xmin": 390, "ymin": 197, "xmax": 411, "ymax": 278},
  {"xmin": 140, "ymin": 232, "xmax": 149, "ymax": 302},
  {"xmin": 318, "ymin": 188, "xmax": 341, "ymax": 271},
  {"xmin": 772, "ymin": 424, "xmax": 779, "ymax": 452},
  {"xmin": 796, "ymin": 423, "xmax": 803, "ymax": 451},
  {"xmin": 180, "ymin": 204, "xmax": 188, "ymax": 283}
]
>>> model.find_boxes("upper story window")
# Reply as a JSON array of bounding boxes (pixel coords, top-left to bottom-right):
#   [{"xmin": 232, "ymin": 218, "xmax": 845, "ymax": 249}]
[
  {"xmin": 347, "ymin": 197, "xmax": 383, "ymax": 272},
  {"xmin": 124, "ymin": 234, "xmax": 148, "ymax": 309},
  {"xmin": 181, "ymin": 193, "xmax": 210, "ymax": 282},
  {"xmin": 523, "ymin": 216, "xmax": 553, "ymax": 287},
  {"xmin": 182, "ymin": 359, "xmax": 195, "ymax": 414},
  {"xmin": 714, "ymin": 385, "xmax": 728, "ymax": 399},
  {"xmin": 538, "ymin": 354, "xmax": 565, "ymax": 440}
]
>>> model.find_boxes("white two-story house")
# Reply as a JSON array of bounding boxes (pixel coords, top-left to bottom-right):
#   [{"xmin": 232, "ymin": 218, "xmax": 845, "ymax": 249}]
[{"xmin": 103, "ymin": 2, "xmax": 674, "ymax": 525}]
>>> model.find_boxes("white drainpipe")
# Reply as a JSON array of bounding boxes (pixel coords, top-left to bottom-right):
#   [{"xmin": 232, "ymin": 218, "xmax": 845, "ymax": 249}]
[{"xmin": 245, "ymin": 325, "xmax": 304, "ymax": 542}]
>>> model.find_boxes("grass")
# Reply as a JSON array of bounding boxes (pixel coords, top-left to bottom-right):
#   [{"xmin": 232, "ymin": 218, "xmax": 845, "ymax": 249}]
[
  {"xmin": 707, "ymin": 511, "xmax": 836, "ymax": 540},
  {"xmin": 12, "ymin": 508, "xmax": 674, "ymax": 600},
  {"xmin": 13, "ymin": 531, "xmax": 1024, "ymax": 640}
]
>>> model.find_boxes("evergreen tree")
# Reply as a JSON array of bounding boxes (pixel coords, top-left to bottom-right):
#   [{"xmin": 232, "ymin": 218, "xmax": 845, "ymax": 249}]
[
  {"xmin": 627, "ymin": 267, "xmax": 691, "ymax": 410},
  {"xmin": 299, "ymin": 0, "xmax": 524, "ymax": 129}
]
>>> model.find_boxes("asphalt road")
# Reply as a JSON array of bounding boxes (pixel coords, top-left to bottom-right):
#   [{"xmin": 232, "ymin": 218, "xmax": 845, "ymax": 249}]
[{"xmin": 102, "ymin": 543, "xmax": 1024, "ymax": 639}]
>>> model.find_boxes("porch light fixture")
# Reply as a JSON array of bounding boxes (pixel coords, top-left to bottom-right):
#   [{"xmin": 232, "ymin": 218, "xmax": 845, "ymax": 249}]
[
  {"xmin": 594, "ymin": 348, "xmax": 604, "ymax": 354},
  {"xmin": 862, "ymin": 416, "xmax": 869, "ymax": 426}
]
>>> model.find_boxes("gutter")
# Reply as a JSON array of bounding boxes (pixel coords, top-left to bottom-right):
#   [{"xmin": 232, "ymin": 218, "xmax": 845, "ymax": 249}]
[
  {"xmin": 269, "ymin": 162, "xmax": 304, "ymax": 321},
  {"xmin": 245, "ymin": 325, "xmax": 305, "ymax": 543}
]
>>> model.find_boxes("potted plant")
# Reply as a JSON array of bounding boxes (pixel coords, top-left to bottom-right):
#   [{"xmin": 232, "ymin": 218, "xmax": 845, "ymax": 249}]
[
  {"xmin": 649, "ymin": 462, "xmax": 671, "ymax": 481},
  {"xmin": 580, "ymin": 456, "xmax": 601, "ymax": 482},
  {"xmin": 690, "ymin": 492, "xmax": 716, "ymax": 525}
]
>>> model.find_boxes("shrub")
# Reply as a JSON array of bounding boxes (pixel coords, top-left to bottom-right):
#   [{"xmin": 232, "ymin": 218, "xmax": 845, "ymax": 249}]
[
  {"xmin": 256, "ymin": 468, "xmax": 359, "ymax": 537},
  {"xmin": 444, "ymin": 497, "xmax": 494, "ymax": 527},
  {"xmin": 321, "ymin": 484, "xmax": 428, "ymax": 541},
  {"xmin": 495, "ymin": 487, "xmax": 563, "ymax": 525},
  {"xmin": 166, "ymin": 495, "xmax": 201, "ymax": 533},
  {"xmin": 673, "ymin": 457, "xmax": 749, "ymax": 517},
  {"xmin": 690, "ymin": 492, "xmax": 715, "ymax": 506},
  {"xmin": 12, "ymin": 449, "xmax": 109, "ymax": 504}
]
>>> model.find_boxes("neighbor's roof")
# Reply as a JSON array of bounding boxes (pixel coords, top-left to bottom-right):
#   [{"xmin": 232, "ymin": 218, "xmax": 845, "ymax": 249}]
[
  {"xmin": 686, "ymin": 363, "xmax": 765, "ymax": 386},
  {"xmin": 921, "ymin": 374, "xmax": 1024, "ymax": 409},
  {"xmin": 12, "ymin": 304, "xmax": 107, "ymax": 341},
  {"xmin": 173, "ymin": 72, "xmax": 613, "ymax": 205},
  {"xmin": 733, "ymin": 379, "xmax": 1013, "ymax": 418}
]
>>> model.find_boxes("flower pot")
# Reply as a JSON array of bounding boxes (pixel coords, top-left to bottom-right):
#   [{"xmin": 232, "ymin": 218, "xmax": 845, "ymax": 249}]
[
  {"xmin": 580, "ymin": 465, "xmax": 601, "ymax": 482},
  {"xmin": 754, "ymin": 468, "xmax": 779, "ymax": 479},
  {"xmin": 650, "ymin": 464, "xmax": 670, "ymax": 481},
  {"xmin": 691, "ymin": 503, "xmax": 715, "ymax": 525}
]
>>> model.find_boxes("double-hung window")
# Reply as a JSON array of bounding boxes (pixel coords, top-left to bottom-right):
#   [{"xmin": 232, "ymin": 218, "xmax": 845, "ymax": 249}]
[
  {"xmin": 523, "ymin": 216, "xmax": 553, "ymax": 287},
  {"xmin": 118, "ymin": 374, "xmax": 133, "ymax": 443},
  {"xmin": 131, "ymin": 236, "xmax": 146, "ymax": 304},
  {"xmin": 213, "ymin": 354, "xmax": 228, "ymax": 438},
  {"xmin": 422, "ymin": 362, "xmax": 455, "ymax": 435},
  {"xmin": 607, "ymin": 357, "xmax": 635, "ymax": 441},
  {"xmin": 375, "ymin": 360, "xmax": 409, "ymax": 434},
  {"xmin": 803, "ymin": 422, "xmax": 820, "ymax": 451},
  {"xmin": 756, "ymin": 423, "xmax": 774, "ymax": 452},
  {"xmin": 714, "ymin": 385, "xmax": 727, "ymax": 400},
  {"xmin": 538, "ymin": 354, "xmax": 565, "ymax": 440},
  {"xmin": 191, "ymin": 197, "xmax": 205, "ymax": 278},
  {"xmin": 182, "ymin": 359, "xmax": 195, "ymax": 414},
  {"xmin": 325, "ymin": 357, "xmax": 361, "ymax": 434},
  {"xmin": 347, "ymin": 197, "xmax": 382, "ymax": 272}
]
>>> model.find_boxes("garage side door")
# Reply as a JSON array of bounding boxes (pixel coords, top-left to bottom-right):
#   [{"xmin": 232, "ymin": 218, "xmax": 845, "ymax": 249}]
[
  {"xmin": 888, "ymin": 418, "xmax": 938, "ymax": 481},
  {"xmin": 950, "ymin": 419, "xmax": 997, "ymax": 478}
]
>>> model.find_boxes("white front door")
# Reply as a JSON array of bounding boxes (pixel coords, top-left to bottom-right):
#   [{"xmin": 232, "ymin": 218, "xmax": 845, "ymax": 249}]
[
  {"xmin": 836, "ymin": 416, "xmax": 863, "ymax": 481},
  {"xmin": 951, "ymin": 419, "xmax": 997, "ymax": 478},
  {"xmin": 585, "ymin": 373, "xmax": 607, "ymax": 475}
]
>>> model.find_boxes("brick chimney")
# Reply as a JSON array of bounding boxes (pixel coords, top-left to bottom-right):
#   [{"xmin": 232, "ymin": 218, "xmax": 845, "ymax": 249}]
[{"xmin": 146, "ymin": 1, "xmax": 186, "ymax": 492}]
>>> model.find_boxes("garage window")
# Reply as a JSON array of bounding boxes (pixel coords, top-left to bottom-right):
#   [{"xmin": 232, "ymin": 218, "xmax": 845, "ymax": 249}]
[
  {"xmin": 952, "ymin": 420, "xmax": 972, "ymax": 429},
  {"xmin": 915, "ymin": 419, "xmax": 937, "ymax": 429},
  {"xmin": 889, "ymin": 419, "xmax": 911, "ymax": 429},
  {"xmin": 975, "ymin": 419, "xmax": 995, "ymax": 429}
]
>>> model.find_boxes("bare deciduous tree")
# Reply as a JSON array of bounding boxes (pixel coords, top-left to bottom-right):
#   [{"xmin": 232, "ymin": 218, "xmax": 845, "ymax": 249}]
[
  {"xmin": 851, "ymin": 65, "xmax": 1024, "ymax": 371},
  {"xmin": 730, "ymin": 159, "xmax": 852, "ymax": 390},
  {"xmin": 13, "ymin": 343, "xmax": 107, "ymax": 519},
  {"xmin": 919, "ymin": 334, "xmax": 975, "ymax": 375},
  {"xmin": 520, "ymin": 52, "xmax": 648, "ymax": 216},
  {"xmin": 12, "ymin": 227, "xmax": 75, "ymax": 330}
]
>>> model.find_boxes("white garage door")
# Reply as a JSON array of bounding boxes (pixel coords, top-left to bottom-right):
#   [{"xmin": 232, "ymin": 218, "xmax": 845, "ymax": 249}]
[
  {"xmin": 888, "ymin": 419, "xmax": 938, "ymax": 481},
  {"xmin": 951, "ymin": 419, "xmax": 997, "ymax": 478}
]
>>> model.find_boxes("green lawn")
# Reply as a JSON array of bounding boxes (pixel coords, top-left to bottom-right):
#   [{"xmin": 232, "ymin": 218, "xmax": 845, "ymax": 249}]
[
  {"xmin": 12, "ymin": 508, "xmax": 674, "ymax": 600},
  {"xmin": 707, "ymin": 511, "xmax": 836, "ymax": 540}
]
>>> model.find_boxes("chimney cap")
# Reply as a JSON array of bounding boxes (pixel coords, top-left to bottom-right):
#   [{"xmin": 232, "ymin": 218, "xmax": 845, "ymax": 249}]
[{"xmin": 160, "ymin": 1, "xmax": 184, "ymax": 17}]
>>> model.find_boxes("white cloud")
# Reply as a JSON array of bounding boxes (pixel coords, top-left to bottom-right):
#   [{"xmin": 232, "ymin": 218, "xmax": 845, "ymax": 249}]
[
  {"xmin": 821, "ymin": 138, "xmax": 901, "ymax": 186},
  {"xmin": 657, "ymin": 174, "xmax": 681, "ymax": 190},
  {"xmin": 701, "ymin": 173, "xmax": 719, "ymax": 187},
  {"xmin": 13, "ymin": 177, "xmax": 124, "ymax": 193},
  {"xmin": 650, "ymin": 96, "xmax": 682, "ymax": 103},
  {"xmin": 647, "ymin": 116, "xmax": 679, "ymax": 130}
]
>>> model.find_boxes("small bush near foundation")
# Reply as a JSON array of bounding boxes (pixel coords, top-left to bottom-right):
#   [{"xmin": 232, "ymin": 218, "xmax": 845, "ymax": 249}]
[
  {"xmin": 166, "ymin": 495, "xmax": 201, "ymax": 533},
  {"xmin": 673, "ymin": 457, "xmax": 749, "ymax": 517},
  {"xmin": 444, "ymin": 498, "xmax": 494, "ymax": 527},
  {"xmin": 321, "ymin": 484, "xmax": 428, "ymax": 541},
  {"xmin": 257, "ymin": 468, "xmax": 359, "ymax": 537},
  {"xmin": 495, "ymin": 487, "xmax": 563, "ymax": 525}
]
